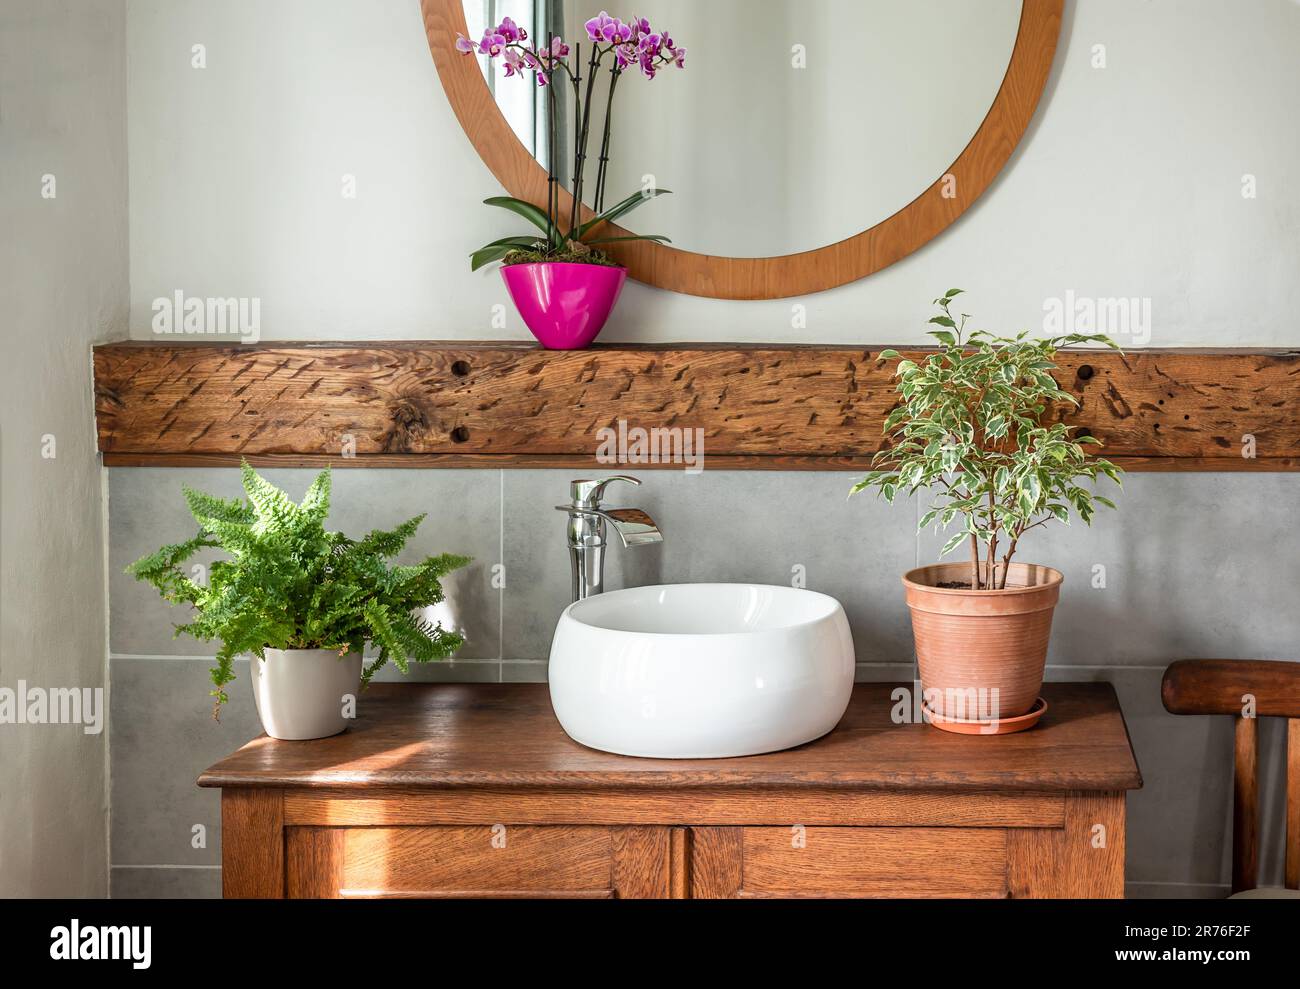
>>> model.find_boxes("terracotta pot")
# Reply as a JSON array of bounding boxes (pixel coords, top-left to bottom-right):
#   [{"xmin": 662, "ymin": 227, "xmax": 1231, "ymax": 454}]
[{"xmin": 902, "ymin": 562, "xmax": 1063, "ymax": 721}]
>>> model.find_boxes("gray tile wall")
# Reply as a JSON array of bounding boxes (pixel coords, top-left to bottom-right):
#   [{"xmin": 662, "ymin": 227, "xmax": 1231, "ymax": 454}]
[{"xmin": 107, "ymin": 468, "xmax": 1299, "ymax": 898}]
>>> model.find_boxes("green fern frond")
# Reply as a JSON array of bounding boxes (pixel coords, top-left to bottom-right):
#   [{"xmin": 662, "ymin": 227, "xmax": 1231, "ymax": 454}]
[
  {"xmin": 182, "ymin": 486, "xmax": 255, "ymax": 527},
  {"xmin": 124, "ymin": 533, "xmax": 215, "ymax": 605},
  {"xmin": 397, "ymin": 612, "xmax": 465, "ymax": 662},
  {"xmin": 193, "ymin": 516, "xmax": 258, "ymax": 556},
  {"xmin": 300, "ymin": 467, "xmax": 332, "ymax": 522},
  {"xmin": 423, "ymin": 552, "xmax": 473, "ymax": 578},
  {"xmin": 208, "ymin": 647, "xmax": 239, "ymax": 722},
  {"xmin": 240, "ymin": 460, "xmax": 301, "ymax": 531},
  {"xmin": 361, "ymin": 655, "xmax": 387, "ymax": 686},
  {"xmin": 363, "ymin": 600, "xmax": 407, "ymax": 673},
  {"xmin": 354, "ymin": 514, "xmax": 425, "ymax": 558}
]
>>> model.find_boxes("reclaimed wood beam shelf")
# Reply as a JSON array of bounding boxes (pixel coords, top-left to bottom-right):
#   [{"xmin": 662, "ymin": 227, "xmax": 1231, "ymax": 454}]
[{"xmin": 92, "ymin": 342, "xmax": 1300, "ymax": 471}]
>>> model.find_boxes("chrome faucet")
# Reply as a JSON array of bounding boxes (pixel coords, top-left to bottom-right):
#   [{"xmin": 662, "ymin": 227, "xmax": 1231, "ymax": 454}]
[{"xmin": 556, "ymin": 475, "xmax": 663, "ymax": 602}]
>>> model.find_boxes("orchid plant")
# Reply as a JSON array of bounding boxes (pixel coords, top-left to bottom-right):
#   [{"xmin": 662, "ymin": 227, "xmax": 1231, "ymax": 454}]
[{"xmin": 458, "ymin": 12, "xmax": 686, "ymax": 270}]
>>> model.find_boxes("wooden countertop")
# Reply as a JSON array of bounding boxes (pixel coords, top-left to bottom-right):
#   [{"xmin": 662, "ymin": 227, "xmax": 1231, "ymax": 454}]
[{"xmin": 198, "ymin": 682, "xmax": 1141, "ymax": 792}]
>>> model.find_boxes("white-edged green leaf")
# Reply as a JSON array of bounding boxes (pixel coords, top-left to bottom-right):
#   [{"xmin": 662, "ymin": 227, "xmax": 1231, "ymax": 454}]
[{"xmin": 940, "ymin": 531, "xmax": 967, "ymax": 558}]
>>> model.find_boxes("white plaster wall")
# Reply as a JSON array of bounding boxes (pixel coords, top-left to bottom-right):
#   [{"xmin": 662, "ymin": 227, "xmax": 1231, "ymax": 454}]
[
  {"xmin": 0, "ymin": 0, "xmax": 127, "ymax": 896},
  {"xmin": 125, "ymin": 0, "xmax": 1299, "ymax": 346}
]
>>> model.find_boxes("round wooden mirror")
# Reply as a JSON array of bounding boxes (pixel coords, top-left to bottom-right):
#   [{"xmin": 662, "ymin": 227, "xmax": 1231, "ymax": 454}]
[{"xmin": 422, "ymin": 0, "xmax": 1063, "ymax": 300}]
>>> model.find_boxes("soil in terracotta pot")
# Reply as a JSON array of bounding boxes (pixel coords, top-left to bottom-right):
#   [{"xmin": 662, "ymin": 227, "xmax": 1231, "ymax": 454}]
[{"xmin": 936, "ymin": 580, "xmax": 973, "ymax": 589}]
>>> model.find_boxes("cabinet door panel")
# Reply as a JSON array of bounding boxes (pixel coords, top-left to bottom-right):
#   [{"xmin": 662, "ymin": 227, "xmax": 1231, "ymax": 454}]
[
  {"xmin": 287, "ymin": 825, "xmax": 669, "ymax": 899},
  {"xmin": 693, "ymin": 826, "xmax": 1009, "ymax": 899}
]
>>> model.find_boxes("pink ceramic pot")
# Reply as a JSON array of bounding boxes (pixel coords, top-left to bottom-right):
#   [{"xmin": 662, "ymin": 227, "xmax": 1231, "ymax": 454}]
[{"xmin": 501, "ymin": 262, "xmax": 627, "ymax": 350}]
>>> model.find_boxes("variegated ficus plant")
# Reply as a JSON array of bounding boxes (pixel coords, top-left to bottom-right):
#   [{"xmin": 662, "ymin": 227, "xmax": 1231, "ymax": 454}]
[
  {"xmin": 851, "ymin": 290, "xmax": 1124, "ymax": 590},
  {"xmin": 458, "ymin": 12, "xmax": 685, "ymax": 270}
]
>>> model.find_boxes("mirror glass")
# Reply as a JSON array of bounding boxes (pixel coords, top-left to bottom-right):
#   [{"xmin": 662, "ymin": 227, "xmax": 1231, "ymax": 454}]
[{"xmin": 463, "ymin": 0, "xmax": 1023, "ymax": 259}]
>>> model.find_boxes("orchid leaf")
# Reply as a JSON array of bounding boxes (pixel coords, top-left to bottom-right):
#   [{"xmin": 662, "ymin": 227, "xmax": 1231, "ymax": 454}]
[
  {"xmin": 483, "ymin": 196, "xmax": 561, "ymax": 243},
  {"xmin": 472, "ymin": 235, "xmax": 546, "ymax": 253},
  {"xmin": 470, "ymin": 235, "xmax": 546, "ymax": 270},
  {"xmin": 575, "ymin": 188, "xmax": 671, "ymax": 240},
  {"xmin": 583, "ymin": 234, "xmax": 672, "ymax": 245},
  {"xmin": 471, "ymin": 242, "xmax": 531, "ymax": 272}
]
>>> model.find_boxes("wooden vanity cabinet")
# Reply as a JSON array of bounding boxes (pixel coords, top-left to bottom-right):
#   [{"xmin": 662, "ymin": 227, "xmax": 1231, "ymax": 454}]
[{"xmin": 200, "ymin": 683, "xmax": 1140, "ymax": 899}]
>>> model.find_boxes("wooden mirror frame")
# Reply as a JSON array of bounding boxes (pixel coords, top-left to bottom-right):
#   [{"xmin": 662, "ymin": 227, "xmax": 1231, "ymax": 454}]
[{"xmin": 422, "ymin": 0, "xmax": 1064, "ymax": 300}]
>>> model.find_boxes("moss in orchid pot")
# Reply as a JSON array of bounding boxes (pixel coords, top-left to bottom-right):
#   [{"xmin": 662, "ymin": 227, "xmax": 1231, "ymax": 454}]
[
  {"xmin": 126, "ymin": 462, "xmax": 470, "ymax": 740},
  {"xmin": 458, "ymin": 13, "xmax": 685, "ymax": 350},
  {"xmin": 850, "ymin": 291, "xmax": 1124, "ymax": 734}
]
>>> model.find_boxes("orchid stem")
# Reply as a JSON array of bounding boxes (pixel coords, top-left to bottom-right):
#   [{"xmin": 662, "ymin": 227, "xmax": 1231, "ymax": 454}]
[
  {"xmin": 568, "ymin": 43, "xmax": 582, "ymax": 238},
  {"xmin": 593, "ymin": 66, "xmax": 621, "ymax": 212},
  {"xmin": 570, "ymin": 43, "xmax": 602, "ymax": 240},
  {"xmin": 546, "ymin": 55, "xmax": 558, "ymax": 252}
]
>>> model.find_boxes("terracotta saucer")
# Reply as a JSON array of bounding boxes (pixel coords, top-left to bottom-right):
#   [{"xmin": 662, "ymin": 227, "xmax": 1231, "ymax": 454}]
[{"xmin": 922, "ymin": 696, "xmax": 1048, "ymax": 735}]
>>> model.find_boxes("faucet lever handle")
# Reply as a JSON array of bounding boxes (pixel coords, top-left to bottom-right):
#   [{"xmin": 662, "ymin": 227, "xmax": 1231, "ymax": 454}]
[{"xmin": 571, "ymin": 475, "xmax": 641, "ymax": 509}]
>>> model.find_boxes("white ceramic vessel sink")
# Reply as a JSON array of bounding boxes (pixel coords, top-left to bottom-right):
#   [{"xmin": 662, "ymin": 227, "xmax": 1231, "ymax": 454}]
[{"xmin": 548, "ymin": 583, "xmax": 855, "ymax": 759}]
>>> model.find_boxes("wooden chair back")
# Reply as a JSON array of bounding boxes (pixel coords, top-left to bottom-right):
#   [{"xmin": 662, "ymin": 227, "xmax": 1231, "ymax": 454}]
[{"xmin": 1161, "ymin": 659, "xmax": 1300, "ymax": 893}]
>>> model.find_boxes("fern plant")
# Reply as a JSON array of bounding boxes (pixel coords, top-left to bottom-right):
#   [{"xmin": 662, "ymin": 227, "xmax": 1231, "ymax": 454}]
[
  {"xmin": 127, "ymin": 462, "xmax": 470, "ymax": 717},
  {"xmin": 850, "ymin": 290, "xmax": 1123, "ymax": 590}
]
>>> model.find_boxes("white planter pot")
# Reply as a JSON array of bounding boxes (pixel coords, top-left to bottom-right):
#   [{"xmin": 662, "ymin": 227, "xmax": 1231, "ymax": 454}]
[{"xmin": 251, "ymin": 648, "xmax": 362, "ymax": 740}]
